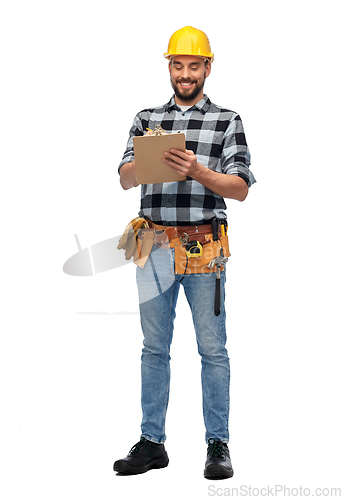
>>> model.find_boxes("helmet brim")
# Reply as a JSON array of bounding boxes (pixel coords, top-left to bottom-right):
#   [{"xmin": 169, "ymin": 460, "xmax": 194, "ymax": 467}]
[{"xmin": 164, "ymin": 53, "xmax": 214, "ymax": 62}]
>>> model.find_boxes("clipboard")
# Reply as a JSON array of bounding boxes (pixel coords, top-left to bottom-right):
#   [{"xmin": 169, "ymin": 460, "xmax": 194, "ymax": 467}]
[{"xmin": 133, "ymin": 126, "xmax": 187, "ymax": 184}]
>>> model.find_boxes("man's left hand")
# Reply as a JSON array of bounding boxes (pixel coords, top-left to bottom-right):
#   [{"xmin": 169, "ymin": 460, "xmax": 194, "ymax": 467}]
[{"xmin": 163, "ymin": 149, "xmax": 200, "ymax": 178}]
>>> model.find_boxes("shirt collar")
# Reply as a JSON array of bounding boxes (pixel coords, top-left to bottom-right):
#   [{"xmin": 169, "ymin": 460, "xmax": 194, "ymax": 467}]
[{"xmin": 166, "ymin": 94, "xmax": 211, "ymax": 114}]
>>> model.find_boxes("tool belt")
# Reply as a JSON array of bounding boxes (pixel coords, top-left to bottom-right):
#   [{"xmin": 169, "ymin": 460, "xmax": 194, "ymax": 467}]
[{"xmin": 117, "ymin": 217, "xmax": 230, "ymax": 275}]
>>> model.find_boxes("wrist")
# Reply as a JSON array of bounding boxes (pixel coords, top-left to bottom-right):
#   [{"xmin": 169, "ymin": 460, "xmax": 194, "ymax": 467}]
[{"xmin": 191, "ymin": 162, "xmax": 207, "ymax": 181}]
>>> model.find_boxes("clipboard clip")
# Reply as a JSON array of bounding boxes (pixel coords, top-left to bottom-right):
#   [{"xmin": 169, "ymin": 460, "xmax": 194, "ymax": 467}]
[{"xmin": 151, "ymin": 125, "xmax": 167, "ymax": 136}]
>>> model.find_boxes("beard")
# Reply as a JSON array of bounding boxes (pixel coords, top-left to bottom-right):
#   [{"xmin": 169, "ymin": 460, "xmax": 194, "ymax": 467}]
[{"xmin": 170, "ymin": 74, "xmax": 206, "ymax": 102}]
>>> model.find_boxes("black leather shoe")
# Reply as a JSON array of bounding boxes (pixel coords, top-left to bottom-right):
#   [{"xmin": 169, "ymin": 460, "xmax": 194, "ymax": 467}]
[
  {"xmin": 204, "ymin": 439, "xmax": 234, "ymax": 479},
  {"xmin": 113, "ymin": 437, "xmax": 169, "ymax": 475}
]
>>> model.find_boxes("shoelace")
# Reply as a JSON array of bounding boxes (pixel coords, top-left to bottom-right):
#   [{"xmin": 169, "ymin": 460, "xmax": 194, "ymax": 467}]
[
  {"xmin": 207, "ymin": 438, "xmax": 226, "ymax": 459},
  {"xmin": 128, "ymin": 437, "xmax": 147, "ymax": 456}
]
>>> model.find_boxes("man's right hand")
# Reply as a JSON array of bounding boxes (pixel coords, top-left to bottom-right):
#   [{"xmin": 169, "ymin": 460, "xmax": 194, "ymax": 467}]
[{"xmin": 119, "ymin": 161, "xmax": 138, "ymax": 190}]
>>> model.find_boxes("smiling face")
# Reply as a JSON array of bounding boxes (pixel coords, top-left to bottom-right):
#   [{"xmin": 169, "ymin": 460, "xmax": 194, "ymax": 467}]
[{"xmin": 169, "ymin": 55, "xmax": 211, "ymax": 106}]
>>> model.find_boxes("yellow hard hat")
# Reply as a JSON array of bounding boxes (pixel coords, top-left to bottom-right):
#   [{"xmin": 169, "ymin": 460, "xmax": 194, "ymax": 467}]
[{"xmin": 164, "ymin": 26, "xmax": 214, "ymax": 62}]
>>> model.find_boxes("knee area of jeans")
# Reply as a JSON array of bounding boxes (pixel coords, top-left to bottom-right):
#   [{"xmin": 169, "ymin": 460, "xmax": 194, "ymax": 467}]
[
  {"xmin": 142, "ymin": 348, "xmax": 171, "ymax": 363},
  {"xmin": 197, "ymin": 332, "xmax": 227, "ymax": 352},
  {"xmin": 198, "ymin": 345, "xmax": 229, "ymax": 360}
]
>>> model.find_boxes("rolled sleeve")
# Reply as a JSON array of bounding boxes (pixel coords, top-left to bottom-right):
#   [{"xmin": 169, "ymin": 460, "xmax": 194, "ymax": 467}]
[{"xmin": 221, "ymin": 114, "xmax": 256, "ymax": 188}]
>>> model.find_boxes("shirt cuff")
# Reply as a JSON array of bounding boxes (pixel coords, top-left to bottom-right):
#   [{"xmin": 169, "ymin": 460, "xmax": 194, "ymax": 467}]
[
  {"xmin": 118, "ymin": 155, "xmax": 135, "ymax": 174},
  {"xmin": 227, "ymin": 166, "xmax": 256, "ymax": 188}
]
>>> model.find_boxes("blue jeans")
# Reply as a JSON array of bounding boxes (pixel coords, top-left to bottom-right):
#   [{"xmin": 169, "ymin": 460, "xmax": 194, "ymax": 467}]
[{"xmin": 136, "ymin": 244, "xmax": 230, "ymax": 444}]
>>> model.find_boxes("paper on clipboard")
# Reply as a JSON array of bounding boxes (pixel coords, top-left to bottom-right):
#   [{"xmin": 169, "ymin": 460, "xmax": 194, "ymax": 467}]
[{"xmin": 133, "ymin": 130, "xmax": 187, "ymax": 184}]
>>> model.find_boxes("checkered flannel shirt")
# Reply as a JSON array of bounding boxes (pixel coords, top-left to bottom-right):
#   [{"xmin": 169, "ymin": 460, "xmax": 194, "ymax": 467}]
[{"xmin": 118, "ymin": 94, "xmax": 256, "ymax": 226}]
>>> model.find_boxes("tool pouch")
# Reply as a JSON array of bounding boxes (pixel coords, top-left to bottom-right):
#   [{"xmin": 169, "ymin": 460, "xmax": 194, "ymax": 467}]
[{"xmin": 173, "ymin": 233, "xmax": 230, "ymax": 275}]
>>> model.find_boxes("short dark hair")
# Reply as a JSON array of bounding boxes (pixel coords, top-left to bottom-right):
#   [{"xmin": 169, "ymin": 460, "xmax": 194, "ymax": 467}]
[{"xmin": 170, "ymin": 57, "xmax": 209, "ymax": 66}]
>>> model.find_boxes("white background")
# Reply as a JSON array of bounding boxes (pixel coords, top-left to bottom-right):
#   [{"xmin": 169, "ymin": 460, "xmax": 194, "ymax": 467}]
[{"xmin": 1, "ymin": 0, "xmax": 341, "ymax": 498}]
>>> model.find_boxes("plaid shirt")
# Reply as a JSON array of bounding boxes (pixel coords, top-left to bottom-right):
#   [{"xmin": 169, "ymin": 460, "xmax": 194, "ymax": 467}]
[{"xmin": 118, "ymin": 95, "xmax": 256, "ymax": 226}]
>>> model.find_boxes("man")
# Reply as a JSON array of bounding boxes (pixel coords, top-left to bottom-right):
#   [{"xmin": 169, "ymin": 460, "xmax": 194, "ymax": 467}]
[{"xmin": 114, "ymin": 26, "xmax": 256, "ymax": 479}]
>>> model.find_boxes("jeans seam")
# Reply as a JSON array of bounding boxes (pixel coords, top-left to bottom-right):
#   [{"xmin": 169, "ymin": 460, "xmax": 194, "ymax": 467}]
[
  {"xmin": 219, "ymin": 282, "xmax": 229, "ymax": 441},
  {"xmin": 161, "ymin": 279, "xmax": 178, "ymax": 440}
]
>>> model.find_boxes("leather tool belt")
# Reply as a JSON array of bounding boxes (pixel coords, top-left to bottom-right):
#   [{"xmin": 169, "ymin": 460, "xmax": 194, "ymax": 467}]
[
  {"xmin": 117, "ymin": 217, "xmax": 230, "ymax": 274},
  {"xmin": 137, "ymin": 219, "xmax": 230, "ymax": 275}
]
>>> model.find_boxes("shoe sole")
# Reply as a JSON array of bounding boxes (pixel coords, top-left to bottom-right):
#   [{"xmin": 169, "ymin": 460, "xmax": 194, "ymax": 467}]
[
  {"xmin": 204, "ymin": 464, "xmax": 234, "ymax": 479},
  {"xmin": 114, "ymin": 453, "xmax": 169, "ymax": 475}
]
